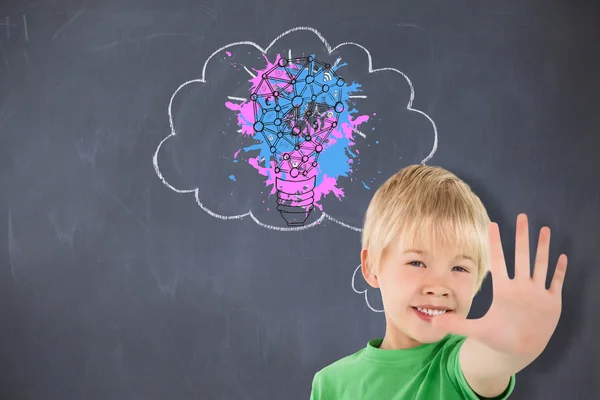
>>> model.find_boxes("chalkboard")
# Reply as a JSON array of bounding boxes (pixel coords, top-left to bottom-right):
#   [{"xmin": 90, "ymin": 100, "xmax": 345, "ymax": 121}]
[{"xmin": 1, "ymin": 0, "xmax": 599, "ymax": 399}]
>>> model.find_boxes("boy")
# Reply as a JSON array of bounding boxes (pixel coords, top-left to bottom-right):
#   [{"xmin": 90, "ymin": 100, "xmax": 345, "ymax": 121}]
[{"xmin": 310, "ymin": 164, "xmax": 568, "ymax": 399}]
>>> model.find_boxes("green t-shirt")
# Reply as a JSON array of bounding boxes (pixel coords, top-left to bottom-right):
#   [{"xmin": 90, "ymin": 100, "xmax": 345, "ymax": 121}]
[{"xmin": 310, "ymin": 334, "xmax": 515, "ymax": 400}]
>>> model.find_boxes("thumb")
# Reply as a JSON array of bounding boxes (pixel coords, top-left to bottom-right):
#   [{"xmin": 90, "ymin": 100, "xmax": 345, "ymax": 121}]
[{"xmin": 431, "ymin": 312, "xmax": 480, "ymax": 338}]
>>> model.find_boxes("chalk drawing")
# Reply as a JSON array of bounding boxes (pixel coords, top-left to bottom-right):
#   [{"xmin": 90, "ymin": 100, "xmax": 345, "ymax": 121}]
[
  {"xmin": 152, "ymin": 26, "xmax": 438, "ymax": 311},
  {"xmin": 154, "ymin": 26, "xmax": 437, "ymax": 227},
  {"xmin": 243, "ymin": 65, "xmax": 256, "ymax": 78},
  {"xmin": 352, "ymin": 264, "xmax": 384, "ymax": 312},
  {"xmin": 227, "ymin": 96, "xmax": 247, "ymax": 102},
  {"xmin": 225, "ymin": 54, "xmax": 368, "ymax": 226}
]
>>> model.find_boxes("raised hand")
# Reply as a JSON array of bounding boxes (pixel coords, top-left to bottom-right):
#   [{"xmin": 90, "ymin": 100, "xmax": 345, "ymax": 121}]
[{"xmin": 432, "ymin": 213, "xmax": 568, "ymax": 358}]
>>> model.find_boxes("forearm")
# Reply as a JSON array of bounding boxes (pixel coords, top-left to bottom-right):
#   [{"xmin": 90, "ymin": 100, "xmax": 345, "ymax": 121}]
[{"xmin": 460, "ymin": 338, "xmax": 532, "ymax": 398}]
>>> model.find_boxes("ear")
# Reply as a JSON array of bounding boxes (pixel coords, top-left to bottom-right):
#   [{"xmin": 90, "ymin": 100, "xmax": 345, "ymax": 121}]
[{"xmin": 361, "ymin": 248, "xmax": 380, "ymax": 288}]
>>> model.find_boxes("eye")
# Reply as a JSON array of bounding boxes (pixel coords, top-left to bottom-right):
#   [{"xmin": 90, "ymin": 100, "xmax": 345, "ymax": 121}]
[
  {"xmin": 453, "ymin": 266, "xmax": 469, "ymax": 273},
  {"xmin": 409, "ymin": 261, "xmax": 424, "ymax": 267}
]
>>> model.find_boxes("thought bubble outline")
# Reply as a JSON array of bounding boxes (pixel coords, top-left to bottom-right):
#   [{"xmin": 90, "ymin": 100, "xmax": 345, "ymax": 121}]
[
  {"xmin": 352, "ymin": 264, "xmax": 384, "ymax": 312},
  {"xmin": 152, "ymin": 26, "xmax": 438, "ymax": 232}
]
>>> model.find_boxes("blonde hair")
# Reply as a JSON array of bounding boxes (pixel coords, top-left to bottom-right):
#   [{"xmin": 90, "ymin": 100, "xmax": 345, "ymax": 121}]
[{"xmin": 361, "ymin": 164, "xmax": 491, "ymax": 293}]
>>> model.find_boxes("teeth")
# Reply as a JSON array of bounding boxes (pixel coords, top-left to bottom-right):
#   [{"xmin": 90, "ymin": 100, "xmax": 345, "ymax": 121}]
[{"xmin": 417, "ymin": 307, "xmax": 448, "ymax": 316}]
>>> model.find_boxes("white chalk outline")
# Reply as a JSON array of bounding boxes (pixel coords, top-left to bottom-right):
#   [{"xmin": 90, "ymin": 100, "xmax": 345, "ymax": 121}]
[
  {"xmin": 243, "ymin": 65, "xmax": 256, "ymax": 78},
  {"xmin": 353, "ymin": 128, "xmax": 367, "ymax": 139},
  {"xmin": 227, "ymin": 96, "xmax": 247, "ymax": 102},
  {"xmin": 352, "ymin": 264, "xmax": 384, "ymax": 312},
  {"xmin": 153, "ymin": 26, "xmax": 438, "ymax": 233}
]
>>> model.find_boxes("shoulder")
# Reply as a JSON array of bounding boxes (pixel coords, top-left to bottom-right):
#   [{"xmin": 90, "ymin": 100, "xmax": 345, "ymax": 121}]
[
  {"xmin": 310, "ymin": 348, "xmax": 366, "ymax": 396},
  {"xmin": 313, "ymin": 347, "xmax": 365, "ymax": 380}
]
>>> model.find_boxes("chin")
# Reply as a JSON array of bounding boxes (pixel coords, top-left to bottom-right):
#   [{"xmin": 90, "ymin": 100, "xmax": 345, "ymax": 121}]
[
  {"xmin": 412, "ymin": 331, "xmax": 449, "ymax": 344},
  {"xmin": 404, "ymin": 320, "xmax": 452, "ymax": 344}
]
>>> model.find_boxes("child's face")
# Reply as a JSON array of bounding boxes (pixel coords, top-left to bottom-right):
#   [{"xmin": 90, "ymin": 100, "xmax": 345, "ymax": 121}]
[{"xmin": 363, "ymin": 235, "xmax": 478, "ymax": 348}]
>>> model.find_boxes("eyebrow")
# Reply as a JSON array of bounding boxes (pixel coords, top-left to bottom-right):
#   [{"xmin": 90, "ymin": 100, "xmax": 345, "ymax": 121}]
[{"xmin": 402, "ymin": 249, "xmax": 476, "ymax": 263}]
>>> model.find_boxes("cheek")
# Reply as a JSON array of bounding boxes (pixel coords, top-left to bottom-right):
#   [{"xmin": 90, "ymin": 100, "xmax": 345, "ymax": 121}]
[{"xmin": 378, "ymin": 268, "xmax": 414, "ymax": 301}]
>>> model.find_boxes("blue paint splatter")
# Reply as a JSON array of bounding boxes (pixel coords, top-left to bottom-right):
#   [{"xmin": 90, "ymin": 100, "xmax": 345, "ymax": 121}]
[
  {"xmin": 362, "ymin": 181, "xmax": 370, "ymax": 190},
  {"xmin": 240, "ymin": 55, "xmax": 367, "ymax": 187},
  {"xmin": 229, "ymin": 175, "xmax": 236, "ymax": 181}
]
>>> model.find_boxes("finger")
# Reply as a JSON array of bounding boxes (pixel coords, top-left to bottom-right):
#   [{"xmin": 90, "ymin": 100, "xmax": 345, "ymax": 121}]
[
  {"xmin": 532, "ymin": 226, "xmax": 551, "ymax": 286},
  {"xmin": 489, "ymin": 222, "xmax": 510, "ymax": 284},
  {"xmin": 549, "ymin": 254, "xmax": 568, "ymax": 295},
  {"xmin": 514, "ymin": 213, "xmax": 531, "ymax": 280}
]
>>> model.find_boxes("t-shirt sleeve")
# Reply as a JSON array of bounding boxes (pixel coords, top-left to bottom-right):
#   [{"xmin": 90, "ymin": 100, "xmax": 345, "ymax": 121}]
[
  {"xmin": 309, "ymin": 371, "xmax": 322, "ymax": 400},
  {"xmin": 446, "ymin": 335, "xmax": 516, "ymax": 400}
]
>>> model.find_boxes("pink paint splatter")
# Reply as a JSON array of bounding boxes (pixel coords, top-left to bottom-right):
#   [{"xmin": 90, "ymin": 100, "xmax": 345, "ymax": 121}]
[{"xmin": 225, "ymin": 53, "xmax": 370, "ymax": 210}]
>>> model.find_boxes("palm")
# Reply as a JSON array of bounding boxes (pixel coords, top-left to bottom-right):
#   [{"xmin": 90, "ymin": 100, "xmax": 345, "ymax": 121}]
[{"xmin": 432, "ymin": 214, "xmax": 568, "ymax": 358}]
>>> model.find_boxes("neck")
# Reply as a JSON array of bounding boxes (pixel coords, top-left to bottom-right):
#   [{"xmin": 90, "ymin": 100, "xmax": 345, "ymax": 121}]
[{"xmin": 380, "ymin": 324, "xmax": 422, "ymax": 350}]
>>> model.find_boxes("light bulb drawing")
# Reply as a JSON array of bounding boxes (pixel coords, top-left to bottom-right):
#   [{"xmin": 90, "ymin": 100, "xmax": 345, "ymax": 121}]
[
  {"xmin": 154, "ymin": 26, "xmax": 439, "ymax": 234},
  {"xmin": 249, "ymin": 55, "xmax": 348, "ymax": 225},
  {"xmin": 229, "ymin": 53, "xmax": 367, "ymax": 226}
]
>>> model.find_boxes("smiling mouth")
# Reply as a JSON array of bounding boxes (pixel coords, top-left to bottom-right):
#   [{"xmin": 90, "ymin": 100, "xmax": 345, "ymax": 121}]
[{"xmin": 412, "ymin": 307, "xmax": 453, "ymax": 317}]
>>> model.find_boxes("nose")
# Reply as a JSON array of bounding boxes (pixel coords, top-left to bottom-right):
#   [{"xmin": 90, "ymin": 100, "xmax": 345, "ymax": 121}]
[
  {"xmin": 423, "ymin": 279, "xmax": 450, "ymax": 297},
  {"xmin": 425, "ymin": 287, "xmax": 449, "ymax": 297}
]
